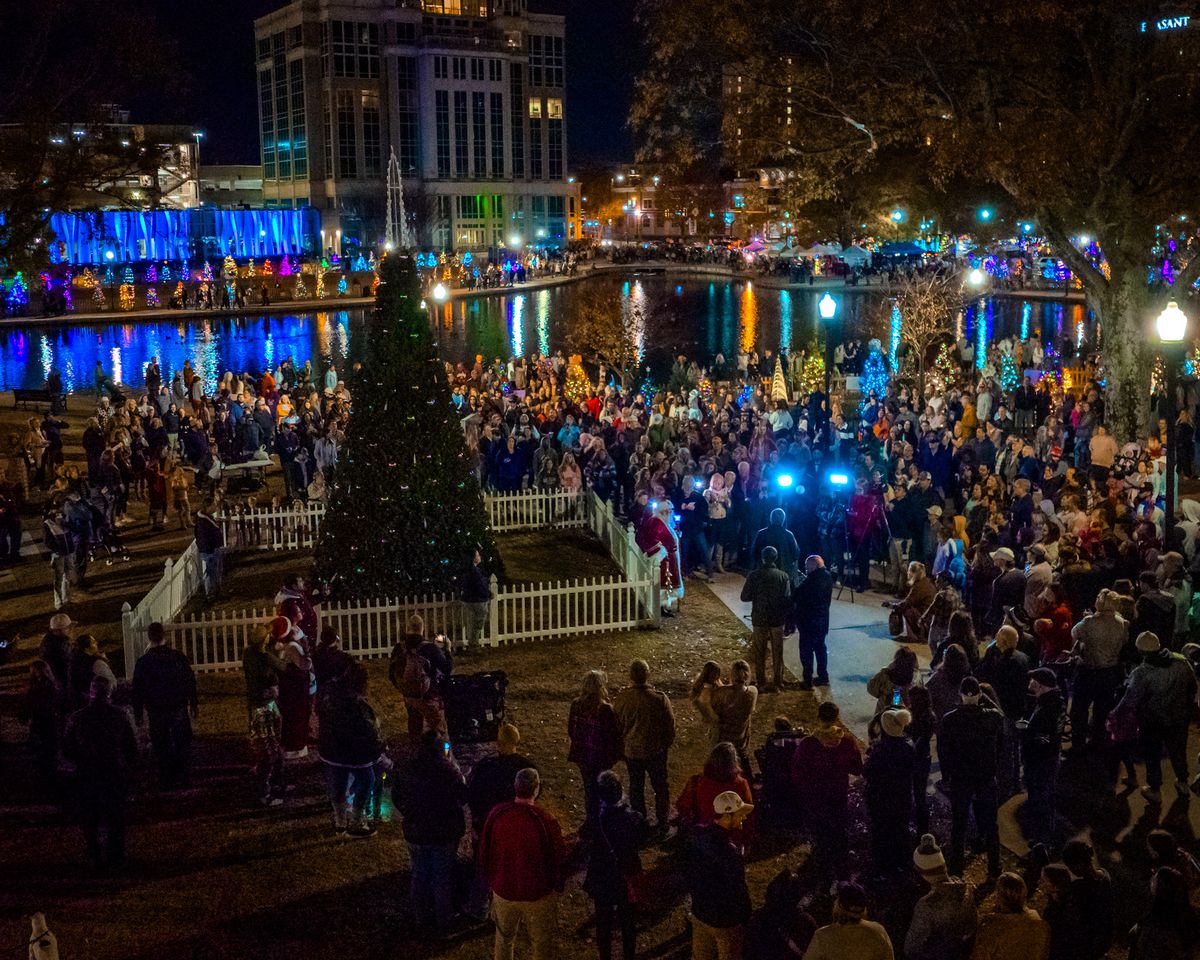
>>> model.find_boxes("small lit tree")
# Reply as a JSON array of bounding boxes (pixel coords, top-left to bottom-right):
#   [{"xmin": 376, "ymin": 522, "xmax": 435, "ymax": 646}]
[
  {"xmin": 567, "ymin": 285, "xmax": 644, "ymax": 389},
  {"xmin": 881, "ymin": 270, "xmax": 961, "ymax": 402}
]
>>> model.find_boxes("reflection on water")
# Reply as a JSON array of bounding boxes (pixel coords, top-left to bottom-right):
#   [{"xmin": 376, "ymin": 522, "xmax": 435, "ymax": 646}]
[{"xmin": 0, "ymin": 278, "xmax": 1094, "ymax": 392}]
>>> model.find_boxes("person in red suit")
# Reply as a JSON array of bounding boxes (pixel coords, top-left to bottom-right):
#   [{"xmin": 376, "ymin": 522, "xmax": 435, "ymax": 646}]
[{"xmin": 636, "ymin": 498, "xmax": 683, "ymax": 616}]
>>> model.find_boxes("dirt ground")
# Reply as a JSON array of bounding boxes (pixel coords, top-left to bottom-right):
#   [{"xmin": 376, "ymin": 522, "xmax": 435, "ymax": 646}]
[{"xmin": 0, "ymin": 390, "xmax": 1170, "ymax": 958}]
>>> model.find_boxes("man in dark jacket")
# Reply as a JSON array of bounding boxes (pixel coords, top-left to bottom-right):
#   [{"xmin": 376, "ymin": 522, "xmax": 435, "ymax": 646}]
[
  {"xmin": 975, "ymin": 625, "xmax": 1030, "ymax": 798},
  {"xmin": 388, "ymin": 615, "xmax": 453, "ymax": 738},
  {"xmin": 131, "ymin": 621, "xmax": 198, "ymax": 789},
  {"xmin": 741, "ymin": 546, "xmax": 792, "ymax": 692},
  {"xmin": 1114, "ymin": 631, "xmax": 1197, "ymax": 799},
  {"xmin": 613, "ymin": 659, "xmax": 676, "ymax": 832},
  {"xmin": 394, "ymin": 729, "xmax": 467, "ymax": 929},
  {"xmin": 40, "ymin": 613, "xmax": 73, "ymax": 691},
  {"xmin": 317, "ymin": 663, "xmax": 384, "ymax": 836},
  {"xmin": 1021, "ymin": 667, "xmax": 1063, "ymax": 848},
  {"xmin": 939, "ymin": 677, "xmax": 1004, "ymax": 877},
  {"xmin": 63, "ymin": 676, "xmax": 138, "ymax": 868},
  {"xmin": 686, "ymin": 790, "xmax": 754, "ymax": 956},
  {"xmin": 459, "ymin": 547, "xmax": 493, "ymax": 651},
  {"xmin": 790, "ymin": 554, "xmax": 833, "ymax": 690},
  {"xmin": 751, "ymin": 507, "xmax": 800, "ymax": 583},
  {"xmin": 194, "ymin": 501, "xmax": 225, "ymax": 601},
  {"xmin": 986, "ymin": 547, "xmax": 1026, "ymax": 635}
]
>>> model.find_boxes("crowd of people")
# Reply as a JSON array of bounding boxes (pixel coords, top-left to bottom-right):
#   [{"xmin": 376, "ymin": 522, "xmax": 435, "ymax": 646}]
[
  {"xmin": 14, "ymin": 307, "xmax": 1200, "ymax": 959},
  {"xmin": 0, "ymin": 354, "xmax": 353, "ymax": 608}
]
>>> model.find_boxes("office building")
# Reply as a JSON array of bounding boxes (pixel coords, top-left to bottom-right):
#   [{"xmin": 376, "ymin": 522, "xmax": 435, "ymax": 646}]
[{"xmin": 253, "ymin": 0, "xmax": 580, "ymax": 253}]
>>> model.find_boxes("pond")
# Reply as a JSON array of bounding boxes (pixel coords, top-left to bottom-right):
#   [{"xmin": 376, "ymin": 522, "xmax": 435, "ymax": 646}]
[{"xmin": 0, "ymin": 275, "xmax": 1091, "ymax": 393}]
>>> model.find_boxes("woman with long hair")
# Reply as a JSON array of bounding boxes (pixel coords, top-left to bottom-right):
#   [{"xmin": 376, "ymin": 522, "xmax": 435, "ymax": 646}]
[
  {"xmin": 568, "ymin": 669, "xmax": 623, "ymax": 829},
  {"xmin": 689, "ymin": 660, "xmax": 725, "ymax": 748}
]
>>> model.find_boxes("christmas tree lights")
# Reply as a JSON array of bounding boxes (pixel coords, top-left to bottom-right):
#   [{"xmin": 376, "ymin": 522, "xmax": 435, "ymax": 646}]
[
  {"xmin": 201, "ymin": 261, "xmax": 214, "ymax": 282},
  {"xmin": 565, "ymin": 354, "xmax": 589, "ymax": 402},
  {"xmin": 92, "ymin": 283, "xmax": 106, "ymax": 310},
  {"xmin": 145, "ymin": 263, "xmax": 158, "ymax": 284},
  {"xmin": 337, "ymin": 275, "xmax": 348, "ymax": 296},
  {"xmin": 861, "ymin": 338, "xmax": 889, "ymax": 399},
  {"xmin": 119, "ymin": 284, "xmax": 135, "ymax": 310},
  {"xmin": 316, "ymin": 272, "xmax": 326, "ymax": 299},
  {"xmin": 279, "ymin": 254, "xmax": 293, "ymax": 277},
  {"xmin": 122, "ymin": 266, "xmax": 135, "ymax": 285},
  {"xmin": 5, "ymin": 272, "xmax": 28, "ymax": 313},
  {"xmin": 294, "ymin": 275, "xmax": 308, "ymax": 299},
  {"xmin": 146, "ymin": 286, "xmax": 160, "ymax": 308},
  {"xmin": 222, "ymin": 255, "xmax": 238, "ymax": 279},
  {"xmin": 314, "ymin": 254, "xmax": 500, "ymax": 597}
]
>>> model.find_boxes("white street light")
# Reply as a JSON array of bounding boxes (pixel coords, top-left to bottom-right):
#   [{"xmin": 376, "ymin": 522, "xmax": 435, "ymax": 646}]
[
  {"xmin": 818, "ymin": 293, "xmax": 837, "ymax": 319},
  {"xmin": 1157, "ymin": 300, "xmax": 1188, "ymax": 342},
  {"xmin": 967, "ymin": 268, "xmax": 986, "ymax": 287},
  {"xmin": 432, "ymin": 282, "xmax": 449, "ymax": 303},
  {"xmin": 509, "ymin": 234, "xmax": 522, "ymax": 248}
]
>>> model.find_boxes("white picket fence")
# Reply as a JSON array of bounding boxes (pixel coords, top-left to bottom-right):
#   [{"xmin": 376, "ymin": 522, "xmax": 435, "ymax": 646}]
[
  {"xmin": 218, "ymin": 490, "xmax": 590, "ymax": 551},
  {"xmin": 120, "ymin": 542, "xmax": 205, "ymax": 676},
  {"xmin": 486, "ymin": 489, "xmax": 588, "ymax": 532},
  {"xmin": 220, "ymin": 502, "xmax": 325, "ymax": 551},
  {"xmin": 123, "ymin": 488, "xmax": 661, "ymax": 675}
]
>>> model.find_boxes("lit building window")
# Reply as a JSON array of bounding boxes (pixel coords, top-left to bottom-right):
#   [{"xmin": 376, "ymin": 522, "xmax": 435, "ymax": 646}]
[
  {"xmin": 547, "ymin": 98, "xmax": 563, "ymax": 119},
  {"xmin": 528, "ymin": 97, "xmax": 542, "ymax": 118}
]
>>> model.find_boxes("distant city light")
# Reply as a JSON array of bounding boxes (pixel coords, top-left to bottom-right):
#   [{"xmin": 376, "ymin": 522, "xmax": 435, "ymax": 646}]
[
  {"xmin": 891, "ymin": 209, "xmax": 905, "ymax": 222},
  {"xmin": 978, "ymin": 208, "xmax": 993, "ymax": 221}
]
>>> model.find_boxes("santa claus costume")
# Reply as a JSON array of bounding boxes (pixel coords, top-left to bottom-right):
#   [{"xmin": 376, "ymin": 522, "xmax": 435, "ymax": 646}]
[{"xmin": 636, "ymin": 499, "xmax": 683, "ymax": 615}]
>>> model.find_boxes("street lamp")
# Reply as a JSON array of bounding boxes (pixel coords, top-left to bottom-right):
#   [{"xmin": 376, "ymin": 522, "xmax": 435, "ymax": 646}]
[
  {"xmin": 967, "ymin": 268, "xmax": 986, "ymax": 288},
  {"xmin": 432, "ymin": 282, "xmax": 449, "ymax": 303},
  {"xmin": 977, "ymin": 207, "xmax": 993, "ymax": 222},
  {"xmin": 818, "ymin": 293, "xmax": 839, "ymax": 400},
  {"xmin": 1157, "ymin": 299, "xmax": 1188, "ymax": 547},
  {"xmin": 891, "ymin": 209, "xmax": 905, "ymax": 223}
]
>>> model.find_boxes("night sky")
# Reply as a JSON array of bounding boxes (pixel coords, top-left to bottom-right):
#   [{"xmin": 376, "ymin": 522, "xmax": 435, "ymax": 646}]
[{"xmin": 135, "ymin": 0, "xmax": 637, "ymax": 167}]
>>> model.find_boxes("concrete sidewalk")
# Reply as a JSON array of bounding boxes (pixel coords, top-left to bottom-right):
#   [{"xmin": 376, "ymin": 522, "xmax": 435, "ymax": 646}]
[{"xmin": 704, "ymin": 570, "xmax": 930, "ymax": 739}]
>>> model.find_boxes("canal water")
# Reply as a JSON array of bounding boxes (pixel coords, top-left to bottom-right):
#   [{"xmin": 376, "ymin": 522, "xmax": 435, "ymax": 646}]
[{"xmin": 0, "ymin": 276, "xmax": 1090, "ymax": 393}]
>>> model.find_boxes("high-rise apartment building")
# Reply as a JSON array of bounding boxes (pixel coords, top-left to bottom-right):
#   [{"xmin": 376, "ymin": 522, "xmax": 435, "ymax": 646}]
[{"xmin": 253, "ymin": 0, "xmax": 579, "ymax": 254}]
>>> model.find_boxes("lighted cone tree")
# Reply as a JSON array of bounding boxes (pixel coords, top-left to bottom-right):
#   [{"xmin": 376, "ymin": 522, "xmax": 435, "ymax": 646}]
[{"xmin": 314, "ymin": 255, "xmax": 500, "ymax": 598}]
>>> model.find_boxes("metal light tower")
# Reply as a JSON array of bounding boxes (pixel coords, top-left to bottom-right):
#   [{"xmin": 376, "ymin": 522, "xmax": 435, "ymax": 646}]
[{"xmin": 385, "ymin": 147, "xmax": 414, "ymax": 251}]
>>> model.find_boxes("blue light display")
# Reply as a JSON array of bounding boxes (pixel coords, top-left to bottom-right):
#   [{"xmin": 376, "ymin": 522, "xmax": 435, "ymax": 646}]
[{"xmin": 48, "ymin": 208, "xmax": 320, "ymax": 265}]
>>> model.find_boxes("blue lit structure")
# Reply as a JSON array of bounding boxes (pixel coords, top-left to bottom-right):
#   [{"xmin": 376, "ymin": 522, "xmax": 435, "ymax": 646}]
[{"xmin": 48, "ymin": 208, "xmax": 321, "ymax": 265}]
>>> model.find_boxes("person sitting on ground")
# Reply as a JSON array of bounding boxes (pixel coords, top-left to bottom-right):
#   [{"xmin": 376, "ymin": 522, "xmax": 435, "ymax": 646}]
[{"xmin": 887, "ymin": 562, "xmax": 937, "ymax": 642}]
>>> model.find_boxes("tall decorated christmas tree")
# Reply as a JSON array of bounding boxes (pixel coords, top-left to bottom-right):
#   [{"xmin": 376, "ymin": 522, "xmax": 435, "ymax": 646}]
[{"xmin": 315, "ymin": 255, "xmax": 500, "ymax": 598}]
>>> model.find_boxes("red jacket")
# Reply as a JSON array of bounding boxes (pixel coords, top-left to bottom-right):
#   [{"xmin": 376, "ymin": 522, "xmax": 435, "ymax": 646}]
[{"xmin": 478, "ymin": 800, "xmax": 566, "ymax": 902}]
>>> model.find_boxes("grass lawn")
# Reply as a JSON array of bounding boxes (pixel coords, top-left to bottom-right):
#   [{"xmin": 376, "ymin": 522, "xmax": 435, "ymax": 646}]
[{"xmin": 0, "ymin": 581, "xmax": 837, "ymax": 960}]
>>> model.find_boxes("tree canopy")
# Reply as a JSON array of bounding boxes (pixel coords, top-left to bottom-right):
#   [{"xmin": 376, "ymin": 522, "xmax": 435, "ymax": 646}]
[
  {"xmin": 633, "ymin": 0, "xmax": 1200, "ymax": 437},
  {"xmin": 0, "ymin": 0, "xmax": 179, "ymax": 271}
]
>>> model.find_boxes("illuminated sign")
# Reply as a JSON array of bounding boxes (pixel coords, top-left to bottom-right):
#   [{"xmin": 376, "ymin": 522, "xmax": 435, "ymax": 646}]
[{"xmin": 1141, "ymin": 15, "xmax": 1191, "ymax": 31}]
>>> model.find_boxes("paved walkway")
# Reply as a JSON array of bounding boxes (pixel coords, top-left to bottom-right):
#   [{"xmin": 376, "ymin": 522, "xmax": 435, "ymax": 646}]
[{"xmin": 705, "ymin": 569, "xmax": 929, "ymax": 739}]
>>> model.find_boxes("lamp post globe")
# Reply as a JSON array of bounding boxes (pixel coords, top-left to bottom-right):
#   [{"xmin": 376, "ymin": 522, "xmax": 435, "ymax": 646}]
[
  {"xmin": 967, "ymin": 268, "xmax": 986, "ymax": 288},
  {"xmin": 1156, "ymin": 300, "xmax": 1187, "ymax": 342},
  {"xmin": 432, "ymin": 282, "xmax": 449, "ymax": 303},
  {"xmin": 818, "ymin": 293, "xmax": 837, "ymax": 320}
]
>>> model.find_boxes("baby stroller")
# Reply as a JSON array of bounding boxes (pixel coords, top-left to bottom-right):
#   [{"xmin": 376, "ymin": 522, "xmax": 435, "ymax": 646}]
[{"xmin": 85, "ymin": 489, "xmax": 131, "ymax": 565}]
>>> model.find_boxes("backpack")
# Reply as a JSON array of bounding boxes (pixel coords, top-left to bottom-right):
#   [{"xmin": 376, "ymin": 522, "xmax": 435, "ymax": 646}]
[{"xmin": 390, "ymin": 644, "xmax": 433, "ymax": 699}]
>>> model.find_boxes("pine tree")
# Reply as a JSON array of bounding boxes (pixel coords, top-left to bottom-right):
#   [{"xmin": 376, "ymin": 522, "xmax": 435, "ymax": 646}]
[{"xmin": 314, "ymin": 255, "xmax": 500, "ymax": 598}]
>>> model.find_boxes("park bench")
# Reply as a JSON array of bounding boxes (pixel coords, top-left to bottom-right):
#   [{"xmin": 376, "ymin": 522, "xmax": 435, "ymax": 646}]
[{"xmin": 12, "ymin": 388, "xmax": 68, "ymax": 412}]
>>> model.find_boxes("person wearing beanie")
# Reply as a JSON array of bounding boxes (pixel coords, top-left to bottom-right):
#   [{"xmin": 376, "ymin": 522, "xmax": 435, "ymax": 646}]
[
  {"xmin": 905, "ymin": 834, "xmax": 978, "ymax": 960},
  {"xmin": 804, "ymin": 882, "xmax": 894, "ymax": 960},
  {"xmin": 1020, "ymin": 668, "xmax": 1063, "ymax": 849},
  {"xmin": 863, "ymin": 708, "xmax": 916, "ymax": 874},
  {"xmin": 939, "ymin": 676, "xmax": 1005, "ymax": 877},
  {"xmin": 1113, "ymin": 630, "xmax": 1198, "ymax": 800}
]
